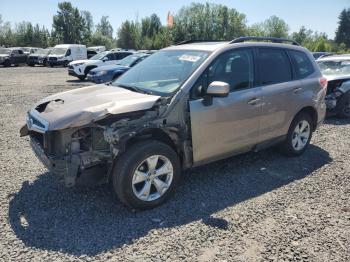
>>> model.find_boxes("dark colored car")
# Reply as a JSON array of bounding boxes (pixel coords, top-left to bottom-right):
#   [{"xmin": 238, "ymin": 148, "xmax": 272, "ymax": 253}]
[
  {"xmin": 0, "ymin": 48, "xmax": 27, "ymax": 67},
  {"xmin": 87, "ymin": 53, "xmax": 150, "ymax": 83},
  {"xmin": 27, "ymin": 48, "xmax": 53, "ymax": 66}
]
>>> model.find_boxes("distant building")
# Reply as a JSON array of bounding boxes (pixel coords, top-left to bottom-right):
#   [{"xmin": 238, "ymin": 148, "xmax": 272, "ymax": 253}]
[{"xmin": 167, "ymin": 11, "xmax": 174, "ymax": 27}]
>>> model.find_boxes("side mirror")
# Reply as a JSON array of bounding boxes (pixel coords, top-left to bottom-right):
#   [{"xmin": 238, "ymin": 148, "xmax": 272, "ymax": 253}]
[
  {"xmin": 102, "ymin": 57, "xmax": 108, "ymax": 62},
  {"xmin": 202, "ymin": 81, "xmax": 230, "ymax": 106}
]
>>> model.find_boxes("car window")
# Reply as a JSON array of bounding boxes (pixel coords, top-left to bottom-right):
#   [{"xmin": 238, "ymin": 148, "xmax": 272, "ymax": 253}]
[
  {"xmin": 106, "ymin": 53, "xmax": 115, "ymax": 60},
  {"xmin": 12, "ymin": 50, "xmax": 19, "ymax": 55},
  {"xmin": 289, "ymin": 50, "xmax": 314, "ymax": 79},
  {"xmin": 257, "ymin": 48, "xmax": 292, "ymax": 85},
  {"xmin": 66, "ymin": 49, "xmax": 71, "ymax": 56},
  {"xmin": 18, "ymin": 50, "xmax": 24, "ymax": 55},
  {"xmin": 208, "ymin": 49, "xmax": 254, "ymax": 92},
  {"xmin": 115, "ymin": 52, "xmax": 132, "ymax": 60}
]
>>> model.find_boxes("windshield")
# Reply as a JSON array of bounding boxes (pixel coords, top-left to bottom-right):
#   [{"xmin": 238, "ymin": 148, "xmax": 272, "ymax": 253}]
[
  {"xmin": 51, "ymin": 48, "xmax": 67, "ymax": 56},
  {"xmin": 33, "ymin": 49, "xmax": 51, "ymax": 55},
  {"xmin": 22, "ymin": 47, "xmax": 30, "ymax": 52},
  {"xmin": 90, "ymin": 51, "xmax": 108, "ymax": 60},
  {"xmin": 318, "ymin": 60, "xmax": 350, "ymax": 77},
  {"xmin": 0, "ymin": 49, "xmax": 10, "ymax": 55},
  {"xmin": 117, "ymin": 54, "xmax": 145, "ymax": 67},
  {"xmin": 112, "ymin": 50, "xmax": 209, "ymax": 95}
]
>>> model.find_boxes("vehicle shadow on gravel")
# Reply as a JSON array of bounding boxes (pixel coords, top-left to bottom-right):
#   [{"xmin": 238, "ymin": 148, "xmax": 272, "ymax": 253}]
[
  {"xmin": 324, "ymin": 117, "xmax": 350, "ymax": 126},
  {"xmin": 8, "ymin": 145, "xmax": 332, "ymax": 256}
]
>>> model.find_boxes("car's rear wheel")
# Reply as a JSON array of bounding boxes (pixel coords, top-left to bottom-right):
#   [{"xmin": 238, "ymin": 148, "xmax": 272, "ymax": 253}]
[
  {"xmin": 43, "ymin": 59, "xmax": 47, "ymax": 67},
  {"xmin": 112, "ymin": 140, "xmax": 181, "ymax": 210},
  {"xmin": 78, "ymin": 75, "xmax": 86, "ymax": 81},
  {"xmin": 279, "ymin": 113, "xmax": 313, "ymax": 156},
  {"xmin": 336, "ymin": 91, "xmax": 350, "ymax": 118}
]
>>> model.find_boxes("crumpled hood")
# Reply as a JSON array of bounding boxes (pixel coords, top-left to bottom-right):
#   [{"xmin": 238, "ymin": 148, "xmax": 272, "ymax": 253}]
[
  {"xmin": 31, "ymin": 84, "xmax": 161, "ymax": 130},
  {"xmin": 324, "ymin": 75, "xmax": 350, "ymax": 82}
]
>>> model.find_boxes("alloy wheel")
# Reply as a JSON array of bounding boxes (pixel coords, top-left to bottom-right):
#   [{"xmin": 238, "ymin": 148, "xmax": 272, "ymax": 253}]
[
  {"xmin": 292, "ymin": 120, "xmax": 311, "ymax": 151},
  {"xmin": 132, "ymin": 155, "xmax": 174, "ymax": 202}
]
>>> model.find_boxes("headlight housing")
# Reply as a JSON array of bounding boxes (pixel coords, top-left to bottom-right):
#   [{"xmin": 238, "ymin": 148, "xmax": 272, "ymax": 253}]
[
  {"xmin": 96, "ymin": 70, "xmax": 108, "ymax": 76},
  {"xmin": 74, "ymin": 62, "xmax": 84, "ymax": 67}
]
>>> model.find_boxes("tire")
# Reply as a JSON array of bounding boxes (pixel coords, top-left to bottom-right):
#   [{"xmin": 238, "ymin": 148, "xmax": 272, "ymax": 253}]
[
  {"xmin": 4, "ymin": 60, "xmax": 11, "ymax": 67},
  {"xmin": 112, "ymin": 140, "xmax": 181, "ymax": 210},
  {"xmin": 28, "ymin": 63, "xmax": 34, "ymax": 67},
  {"xmin": 279, "ymin": 112, "xmax": 313, "ymax": 157},
  {"xmin": 78, "ymin": 75, "xmax": 86, "ymax": 81},
  {"xmin": 49, "ymin": 63, "xmax": 54, "ymax": 67},
  {"xmin": 336, "ymin": 91, "xmax": 350, "ymax": 118},
  {"xmin": 43, "ymin": 59, "xmax": 47, "ymax": 67}
]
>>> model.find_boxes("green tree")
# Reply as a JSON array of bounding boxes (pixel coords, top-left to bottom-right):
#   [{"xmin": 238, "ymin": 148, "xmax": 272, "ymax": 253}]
[
  {"xmin": 117, "ymin": 20, "xmax": 140, "ymax": 49},
  {"xmin": 335, "ymin": 8, "xmax": 350, "ymax": 48},
  {"xmin": 51, "ymin": 2, "xmax": 85, "ymax": 43},
  {"xmin": 171, "ymin": 3, "xmax": 247, "ymax": 43},
  {"xmin": 96, "ymin": 16, "xmax": 113, "ymax": 38},
  {"xmin": 81, "ymin": 10, "xmax": 94, "ymax": 44},
  {"xmin": 249, "ymin": 16, "xmax": 289, "ymax": 38}
]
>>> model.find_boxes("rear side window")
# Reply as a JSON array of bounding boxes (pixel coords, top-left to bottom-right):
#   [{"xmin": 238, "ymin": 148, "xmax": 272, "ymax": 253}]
[
  {"xmin": 115, "ymin": 52, "xmax": 132, "ymax": 60},
  {"xmin": 257, "ymin": 48, "xmax": 292, "ymax": 85},
  {"xmin": 289, "ymin": 50, "xmax": 314, "ymax": 79}
]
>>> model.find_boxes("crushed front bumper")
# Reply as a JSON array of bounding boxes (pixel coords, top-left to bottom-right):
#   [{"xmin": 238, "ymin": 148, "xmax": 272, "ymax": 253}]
[{"xmin": 30, "ymin": 136, "xmax": 77, "ymax": 186}]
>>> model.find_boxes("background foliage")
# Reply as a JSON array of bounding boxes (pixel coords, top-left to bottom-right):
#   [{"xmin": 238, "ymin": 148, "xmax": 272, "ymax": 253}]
[{"xmin": 0, "ymin": 2, "xmax": 349, "ymax": 52}]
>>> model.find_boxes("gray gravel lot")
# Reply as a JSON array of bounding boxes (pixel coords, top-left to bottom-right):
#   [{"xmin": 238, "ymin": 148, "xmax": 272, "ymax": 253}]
[{"xmin": 0, "ymin": 66, "xmax": 349, "ymax": 261}]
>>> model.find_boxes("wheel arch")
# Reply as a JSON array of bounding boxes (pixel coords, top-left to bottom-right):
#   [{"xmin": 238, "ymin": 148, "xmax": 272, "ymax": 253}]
[
  {"xmin": 84, "ymin": 65, "xmax": 97, "ymax": 74},
  {"xmin": 296, "ymin": 106, "xmax": 318, "ymax": 131}
]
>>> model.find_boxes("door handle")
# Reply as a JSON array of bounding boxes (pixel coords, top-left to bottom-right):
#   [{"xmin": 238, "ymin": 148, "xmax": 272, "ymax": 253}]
[
  {"xmin": 247, "ymin": 98, "xmax": 261, "ymax": 106},
  {"xmin": 293, "ymin": 87, "xmax": 302, "ymax": 94}
]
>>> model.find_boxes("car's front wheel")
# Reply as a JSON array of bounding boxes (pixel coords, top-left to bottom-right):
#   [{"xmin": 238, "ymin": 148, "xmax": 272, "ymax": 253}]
[
  {"xmin": 4, "ymin": 60, "xmax": 11, "ymax": 67},
  {"xmin": 279, "ymin": 112, "xmax": 313, "ymax": 156},
  {"xmin": 112, "ymin": 140, "xmax": 181, "ymax": 210}
]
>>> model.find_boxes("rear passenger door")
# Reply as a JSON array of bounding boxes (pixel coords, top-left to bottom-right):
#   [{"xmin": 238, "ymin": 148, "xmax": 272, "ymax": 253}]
[{"xmin": 257, "ymin": 48, "xmax": 302, "ymax": 142}]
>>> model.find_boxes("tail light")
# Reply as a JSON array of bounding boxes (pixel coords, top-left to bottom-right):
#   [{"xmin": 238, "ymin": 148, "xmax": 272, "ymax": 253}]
[{"xmin": 319, "ymin": 77, "xmax": 328, "ymax": 89}]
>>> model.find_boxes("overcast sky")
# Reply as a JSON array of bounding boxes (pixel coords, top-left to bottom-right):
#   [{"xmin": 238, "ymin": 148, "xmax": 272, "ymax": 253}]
[{"xmin": 0, "ymin": 0, "xmax": 348, "ymax": 38}]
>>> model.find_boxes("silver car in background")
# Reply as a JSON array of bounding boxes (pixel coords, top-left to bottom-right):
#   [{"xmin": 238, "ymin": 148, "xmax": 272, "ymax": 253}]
[{"xmin": 21, "ymin": 37, "xmax": 327, "ymax": 209}]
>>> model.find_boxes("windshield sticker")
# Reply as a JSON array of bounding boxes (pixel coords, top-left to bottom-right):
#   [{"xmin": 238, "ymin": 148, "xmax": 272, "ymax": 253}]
[{"xmin": 179, "ymin": 54, "xmax": 201, "ymax": 63}]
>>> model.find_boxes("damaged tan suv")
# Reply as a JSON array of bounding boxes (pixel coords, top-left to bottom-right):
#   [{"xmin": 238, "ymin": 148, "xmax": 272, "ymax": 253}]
[{"xmin": 21, "ymin": 37, "xmax": 327, "ymax": 209}]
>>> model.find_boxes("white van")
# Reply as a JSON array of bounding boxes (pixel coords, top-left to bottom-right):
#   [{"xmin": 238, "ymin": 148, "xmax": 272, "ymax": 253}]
[{"xmin": 47, "ymin": 44, "xmax": 87, "ymax": 67}]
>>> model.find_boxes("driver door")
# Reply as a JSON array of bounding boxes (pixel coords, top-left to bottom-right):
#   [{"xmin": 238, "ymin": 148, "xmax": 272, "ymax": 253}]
[{"xmin": 189, "ymin": 48, "xmax": 264, "ymax": 165}]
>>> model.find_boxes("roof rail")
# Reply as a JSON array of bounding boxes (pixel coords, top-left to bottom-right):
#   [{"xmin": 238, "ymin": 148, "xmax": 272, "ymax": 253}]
[
  {"xmin": 230, "ymin": 37, "xmax": 300, "ymax": 46},
  {"xmin": 175, "ymin": 40, "xmax": 226, "ymax": 45}
]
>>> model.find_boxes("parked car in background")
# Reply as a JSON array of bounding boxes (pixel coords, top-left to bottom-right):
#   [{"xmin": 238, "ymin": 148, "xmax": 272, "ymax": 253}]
[
  {"xmin": 313, "ymin": 52, "xmax": 332, "ymax": 60},
  {"xmin": 21, "ymin": 37, "xmax": 327, "ymax": 209},
  {"xmin": 27, "ymin": 48, "xmax": 52, "ymax": 66},
  {"xmin": 48, "ymin": 44, "xmax": 87, "ymax": 67},
  {"xmin": 21, "ymin": 47, "xmax": 41, "ymax": 56},
  {"xmin": 87, "ymin": 52, "xmax": 151, "ymax": 83},
  {"xmin": 317, "ymin": 54, "xmax": 350, "ymax": 118},
  {"xmin": 0, "ymin": 48, "xmax": 27, "ymax": 67},
  {"xmin": 68, "ymin": 49, "xmax": 135, "ymax": 80},
  {"xmin": 87, "ymin": 46, "xmax": 106, "ymax": 59}
]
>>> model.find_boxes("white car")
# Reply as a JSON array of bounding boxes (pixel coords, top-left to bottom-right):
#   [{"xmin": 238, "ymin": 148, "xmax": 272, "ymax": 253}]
[{"xmin": 68, "ymin": 50, "xmax": 135, "ymax": 80}]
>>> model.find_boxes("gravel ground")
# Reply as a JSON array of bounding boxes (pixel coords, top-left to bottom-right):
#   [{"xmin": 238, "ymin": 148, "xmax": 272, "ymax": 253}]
[{"xmin": 0, "ymin": 66, "xmax": 349, "ymax": 262}]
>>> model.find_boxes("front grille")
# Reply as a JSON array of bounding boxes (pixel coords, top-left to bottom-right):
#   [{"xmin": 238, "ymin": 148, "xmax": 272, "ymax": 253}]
[
  {"xmin": 327, "ymin": 79, "xmax": 349, "ymax": 95},
  {"xmin": 49, "ymin": 57, "xmax": 57, "ymax": 61},
  {"xmin": 69, "ymin": 65, "xmax": 74, "ymax": 69}
]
